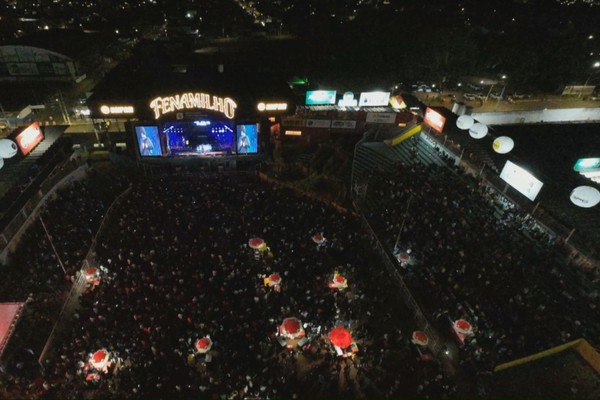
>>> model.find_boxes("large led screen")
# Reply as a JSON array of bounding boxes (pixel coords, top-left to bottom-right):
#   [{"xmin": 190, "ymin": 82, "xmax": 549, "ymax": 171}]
[
  {"xmin": 15, "ymin": 121, "xmax": 44, "ymax": 156},
  {"xmin": 135, "ymin": 126, "xmax": 162, "ymax": 157},
  {"xmin": 423, "ymin": 107, "xmax": 446, "ymax": 133},
  {"xmin": 163, "ymin": 120, "xmax": 235, "ymax": 157},
  {"xmin": 499, "ymin": 160, "xmax": 544, "ymax": 201},
  {"xmin": 236, "ymin": 124, "xmax": 259, "ymax": 154}
]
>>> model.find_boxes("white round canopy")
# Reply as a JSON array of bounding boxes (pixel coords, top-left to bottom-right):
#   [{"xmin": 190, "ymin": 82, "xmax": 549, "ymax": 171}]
[
  {"xmin": 570, "ymin": 186, "xmax": 600, "ymax": 208},
  {"xmin": 493, "ymin": 136, "xmax": 514, "ymax": 154},
  {"xmin": 456, "ymin": 115, "xmax": 475, "ymax": 130},
  {"xmin": 468, "ymin": 123, "xmax": 488, "ymax": 139}
]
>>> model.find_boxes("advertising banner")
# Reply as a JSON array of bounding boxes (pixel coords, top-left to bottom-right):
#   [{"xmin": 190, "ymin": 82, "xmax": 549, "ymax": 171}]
[
  {"xmin": 305, "ymin": 90, "xmax": 337, "ymax": 105},
  {"xmin": 306, "ymin": 119, "xmax": 332, "ymax": 128},
  {"xmin": 500, "ymin": 160, "xmax": 544, "ymax": 201},
  {"xmin": 15, "ymin": 121, "xmax": 44, "ymax": 156},
  {"xmin": 366, "ymin": 112, "xmax": 397, "ymax": 124},
  {"xmin": 573, "ymin": 158, "xmax": 600, "ymax": 172},
  {"xmin": 359, "ymin": 91, "xmax": 390, "ymax": 107},
  {"xmin": 331, "ymin": 120, "xmax": 357, "ymax": 129},
  {"xmin": 423, "ymin": 107, "xmax": 446, "ymax": 133},
  {"xmin": 281, "ymin": 117, "xmax": 305, "ymax": 127}
]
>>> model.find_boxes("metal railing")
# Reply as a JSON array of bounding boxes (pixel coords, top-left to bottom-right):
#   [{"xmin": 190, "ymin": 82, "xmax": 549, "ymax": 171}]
[
  {"xmin": 0, "ymin": 156, "xmax": 78, "ymax": 253},
  {"xmin": 353, "ymin": 200, "xmax": 444, "ymax": 357},
  {"xmin": 37, "ymin": 185, "xmax": 132, "ymax": 366}
]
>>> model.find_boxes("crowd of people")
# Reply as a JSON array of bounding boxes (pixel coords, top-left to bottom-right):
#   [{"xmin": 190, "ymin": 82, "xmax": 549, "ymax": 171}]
[
  {"xmin": 363, "ymin": 158, "xmax": 600, "ymax": 393},
  {"xmin": 25, "ymin": 172, "xmax": 456, "ymax": 399},
  {"xmin": 6, "ymin": 138, "xmax": 597, "ymax": 398},
  {"xmin": 0, "ymin": 164, "xmax": 129, "ymax": 397}
]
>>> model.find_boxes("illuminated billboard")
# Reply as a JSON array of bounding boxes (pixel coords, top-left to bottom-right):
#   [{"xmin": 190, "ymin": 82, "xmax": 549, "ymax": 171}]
[
  {"xmin": 236, "ymin": 124, "xmax": 259, "ymax": 154},
  {"xmin": 305, "ymin": 90, "xmax": 337, "ymax": 105},
  {"xmin": 149, "ymin": 92, "xmax": 237, "ymax": 119},
  {"xmin": 573, "ymin": 158, "xmax": 600, "ymax": 172},
  {"xmin": 423, "ymin": 107, "xmax": 446, "ymax": 133},
  {"xmin": 135, "ymin": 126, "xmax": 162, "ymax": 157},
  {"xmin": 358, "ymin": 91, "xmax": 390, "ymax": 107},
  {"xmin": 100, "ymin": 105, "xmax": 135, "ymax": 115},
  {"xmin": 15, "ymin": 121, "xmax": 44, "ymax": 156},
  {"xmin": 499, "ymin": 160, "xmax": 544, "ymax": 201}
]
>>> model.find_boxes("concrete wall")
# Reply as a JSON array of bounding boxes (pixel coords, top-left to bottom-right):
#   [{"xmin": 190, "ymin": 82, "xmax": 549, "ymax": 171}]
[{"xmin": 472, "ymin": 108, "xmax": 600, "ymax": 125}]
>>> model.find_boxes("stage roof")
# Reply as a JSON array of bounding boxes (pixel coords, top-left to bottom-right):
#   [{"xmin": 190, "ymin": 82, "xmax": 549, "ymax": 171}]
[{"xmin": 87, "ymin": 38, "xmax": 300, "ymax": 119}]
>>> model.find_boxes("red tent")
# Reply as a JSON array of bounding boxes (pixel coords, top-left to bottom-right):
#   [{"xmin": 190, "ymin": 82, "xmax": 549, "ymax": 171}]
[
  {"xmin": 397, "ymin": 252, "xmax": 410, "ymax": 263},
  {"xmin": 329, "ymin": 273, "xmax": 348, "ymax": 289},
  {"xmin": 84, "ymin": 267, "xmax": 99, "ymax": 283},
  {"xmin": 90, "ymin": 349, "xmax": 109, "ymax": 370},
  {"xmin": 268, "ymin": 273, "xmax": 281, "ymax": 286},
  {"xmin": 412, "ymin": 331, "xmax": 429, "ymax": 346},
  {"xmin": 195, "ymin": 337, "xmax": 213, "ymax": 354},
  {"xmin": 280, "ymin": 317, "xmax": 304, "ymax": 339},
  {"xmin": 453, "ymin": 319, "xmax": 473, "ymax": 335},
  {"xmin": 329, "ymin": 326, "xmax": 352, "ymax": 349},
  {"xmin": 248, "ymin": 238, "xmax": 265, "ymax": 249},
  {"xmin": 311, "ymin": 232, "xmax": 326, "ymax": 244}
]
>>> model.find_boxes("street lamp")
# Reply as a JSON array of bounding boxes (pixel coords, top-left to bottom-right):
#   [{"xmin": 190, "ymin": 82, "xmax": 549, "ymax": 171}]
[
  {"xmin": 494, "ymin": 75, "xmax": 508, "ymax": 110},
  {"xmin": 581, "ymin": 61, "xmax": 600, "ymax": 98}
]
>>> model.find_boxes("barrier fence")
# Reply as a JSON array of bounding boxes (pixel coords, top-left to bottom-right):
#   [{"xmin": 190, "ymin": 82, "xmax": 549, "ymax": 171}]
[{"xmin": 37, "ymin": 186, "xmax": 132, "ymax": 367}]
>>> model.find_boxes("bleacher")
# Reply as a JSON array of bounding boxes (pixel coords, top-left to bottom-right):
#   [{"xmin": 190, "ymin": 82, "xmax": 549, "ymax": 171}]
[{"xmin": 0, "ymin": 126, "xmax": 65, "ymax": 201}]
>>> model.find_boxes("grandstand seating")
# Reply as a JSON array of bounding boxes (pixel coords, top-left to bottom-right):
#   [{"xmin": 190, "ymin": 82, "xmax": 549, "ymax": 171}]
[{"xmin": 0, "ymin": 127, "xmax": 65, "ymax": 200}]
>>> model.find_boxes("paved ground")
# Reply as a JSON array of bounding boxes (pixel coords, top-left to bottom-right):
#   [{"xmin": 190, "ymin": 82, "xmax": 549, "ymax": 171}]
[{"xmin": 414, "ymin": 91, "xmax": 600, "ymax": 112}]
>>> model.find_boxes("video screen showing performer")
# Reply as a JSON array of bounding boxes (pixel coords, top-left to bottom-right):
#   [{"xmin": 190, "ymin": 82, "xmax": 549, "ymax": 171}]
[
  {"xmin": 135, "ymin": 126, "xmax": 162, "ymax": 157},
  {"xmin": 236, "ymin": 124, "xmax": 258, "ymax": 154},
  {"xmin": 163, "ymin": 121, "xmax": 235, "ymax": 157}
]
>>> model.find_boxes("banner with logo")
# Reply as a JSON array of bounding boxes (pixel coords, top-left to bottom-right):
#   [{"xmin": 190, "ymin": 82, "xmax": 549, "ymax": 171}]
[
  {"xmin": 366, "ymin": 112, "xmax": 397, "ymax": 124},
  {"xmin": 331, "ymin": 120, "xmax": 357, "ymax": 129}
]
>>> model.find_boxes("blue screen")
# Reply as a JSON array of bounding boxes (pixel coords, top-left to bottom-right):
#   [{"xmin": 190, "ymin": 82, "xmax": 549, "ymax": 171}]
[
  {"xmin": 236, "ymin": 124, "xmax": 258, "ymax": 154},
  {"xmin": 163, "ymin": 121, "xmax": 235, "ymax": 156},
  {"xmin": 135, "ymin": 126, "xmax": 162, "ymax": 157}
]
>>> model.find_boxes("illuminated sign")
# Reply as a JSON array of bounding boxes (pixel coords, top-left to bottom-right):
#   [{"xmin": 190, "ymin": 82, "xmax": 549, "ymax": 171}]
[
  {"xmin": 100, "ymin": 105, "xmax": 134, "ymax": 115},
  {"xmin": 359, "ymin": 91, "xmax": 390, "ymax": 107},
  {"xmin": 389, "ymin": 95, "xmax": 406, "ymax": 109},
  {"xmin": 285, "ymin": 130, "xmax": 302, "ymax": 136},
  {"xmin": 338, "ymin": 92, "xmax": 357, "ymax": 107},
  {"xmin": 149, "ymin": 92, "xmax": 237, "ymax": 119},
  {"xmin": 500, "ymin": 160, "xmax": 544, "ymax": 201},
  {"xmin": 257, "ymin": 102, "xmax": 288, "ymax": 112},
  {"xmin": 574, "ymin": 158, "xmax": 600, "ymax": 172},
  {"xmin": 15, "ymin": 121, "xmax": 44, "ymax": 156},
  {"xmin": 305, "ymin": 90, "xmax": 336, "ymax": 105},
  {"xmin": 423, "ymin": 107, "xmax": 446, "ymax": 133}
]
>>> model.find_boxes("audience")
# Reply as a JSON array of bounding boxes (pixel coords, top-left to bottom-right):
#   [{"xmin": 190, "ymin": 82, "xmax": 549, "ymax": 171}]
[{"xmin": 32, "ymin": 172, "xmax": 454, "ymax": 399}]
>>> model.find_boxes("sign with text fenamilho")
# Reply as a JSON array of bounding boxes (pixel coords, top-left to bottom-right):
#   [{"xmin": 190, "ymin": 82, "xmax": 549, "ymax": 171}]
[{"xmin": 149, "ymin": 92, "xmax": 237, "ymax": 120}]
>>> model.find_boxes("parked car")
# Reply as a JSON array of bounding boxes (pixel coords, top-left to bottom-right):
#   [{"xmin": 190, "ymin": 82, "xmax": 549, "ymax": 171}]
[{"xmin": 463, "ymin": 93, "xmax": 483, "ymax": 101}]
